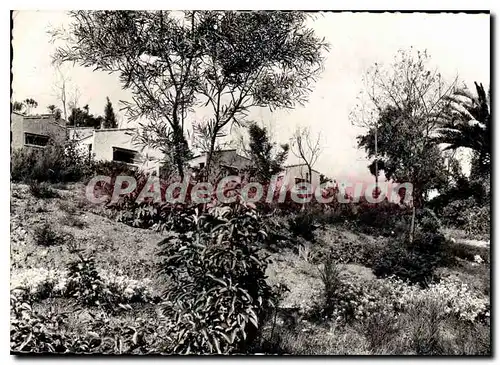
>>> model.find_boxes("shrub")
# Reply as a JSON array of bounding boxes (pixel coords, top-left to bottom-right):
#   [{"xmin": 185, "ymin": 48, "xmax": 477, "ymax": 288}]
[
  {"xmin": 318, "ymin": 251, "xmax": 342, "ymax": 315},
  {"xmin": 441, "ymin": 197, "xmax": 490, "ymax": 238},
  {"xmin": 33, "ymin": 223, "xmax": 63, "ymax": 247},
  {"xmin": 372, "ymin": 231, "xmax": 447, "ymax": 286},
  {"xmin": 158, "ymin": 205, "xmax": 276, "ymax": 354},
  {"xmin": 66, "ymin": 254, "xmax": 108, "ymax": 307},
  {"xmin": 10, "ymin": 292, "xmax": 69, "ymax": 353},
  {"xmin": 28, "ymin": 181, "xmax": 60, "ymax": 199},
  {"xmin": 11, "ymin": 139, "xmax": 89, "ymax": 183},
  {"xmin": 288, "ymin": 210, "xmax": 320, "ymax": 242}
]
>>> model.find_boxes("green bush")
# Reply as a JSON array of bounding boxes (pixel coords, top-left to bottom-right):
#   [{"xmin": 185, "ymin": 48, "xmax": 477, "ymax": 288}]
[
  {"xmin": 11, "ymin": 140, "xmax": 90, "ymax": 183},
  {"xmin": 66, "ymin": 254, "xmax": 109, "ymax": 308},
  {"xmin": 288, "ymin": 210, "xmax": 320, "ymax": 242},
  {"xmin": 158, "ymin": 206, "xmax": 276, "ymax": 354},
  {"xmin": 28, "ymin": 181, "xmax": 60, "ymax": 199},
  {"xmin": 372, "ymin": 231, "xmax": 447, "ymax": 286},
  {"xmin": 33, "ymin": 223, "xmax": 63, "ymax": 247},
  {"xmin": 10, "ymin": 292, "xmax": 70, "ymax": 353}
]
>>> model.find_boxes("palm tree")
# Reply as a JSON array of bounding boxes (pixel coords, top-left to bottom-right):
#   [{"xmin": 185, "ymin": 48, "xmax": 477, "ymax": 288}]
[
  {"xmin": 434, "ymin": 82, "xmax": 490, "ymax": 176},
  {"xmin": 47, "ymin": 104, "xmax": 57, "ymax": 114}
]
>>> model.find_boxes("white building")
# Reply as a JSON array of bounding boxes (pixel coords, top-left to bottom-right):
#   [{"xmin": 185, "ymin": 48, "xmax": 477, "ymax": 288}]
[
  {"xmin": 279, "ymin": 163, "xmax": 322, "ymax": 191},
  {"xmin": 68, "ymin": 127, "xmax": 165, "ymax": 174}
]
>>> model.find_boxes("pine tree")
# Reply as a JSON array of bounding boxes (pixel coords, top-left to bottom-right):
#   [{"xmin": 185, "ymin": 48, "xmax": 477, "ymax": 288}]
[{"xmin": 103, "ymin": 97, "xmax": 118, "ymax": 128}]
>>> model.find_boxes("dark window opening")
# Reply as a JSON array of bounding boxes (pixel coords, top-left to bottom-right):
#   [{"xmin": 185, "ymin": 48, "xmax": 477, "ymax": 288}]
[
  {"xmin": 112, "ymin": 147, "xmax": 137, "ymax": 164},
  {"xmin": 199, "ymin": 162, "xmax": 205, "ymax": 169},
  {"xmin": 294, "ymin": 177, "xmax": 306, "ymax": 185},
  {"xmin": 25, "ymin": 133, "xmax": 49, "ymax": 147}
]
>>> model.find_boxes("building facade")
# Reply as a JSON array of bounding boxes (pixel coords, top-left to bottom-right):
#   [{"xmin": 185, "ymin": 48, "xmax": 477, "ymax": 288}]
[
  {"xmin": 11, "ymin": 112, "xmax": 67, "ymax": 150},
  {"xmin": 279, "ymin": 163, "xmax": 322, "ymax": 191}
]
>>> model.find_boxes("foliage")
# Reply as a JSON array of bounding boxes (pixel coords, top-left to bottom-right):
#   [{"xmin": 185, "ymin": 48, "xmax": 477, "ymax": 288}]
[
  {"xmin": 290, "ymin": 126, "xmax": 323, "ymax": 184},
  {"xmin": 33, "ymin": 223, "xmax": 64, "ymax": 247},
  {"xmin": 11, "ymin": 139, "xmax": 91, "ymax": 183},
  {"xmin": 434, "ymin": 82, "xmax": 491, "ymax": 176},
  {"xmin": 66, "ymin": 254, "xmax": 109, "ymax": 307},
  {"xmin": 440, "ymin": 198, "xmax": 490, "ymax": 237},
  {"xmin": 287, "ymin": 210, "xmax": 320, "ymax": 242},
  {"xmin": 244, "ymin": 123, "xmax": 289, "ymax": 183},
  {"xmin": 10, "ymin": 292, "xmax": 70, "ymax": 353},
  {"xmin": 10, "ymin": 290, "xmax": 163, "ymax": 354},
  {"xmin": 53, "ymin": 11, "xmax": 328, "ymax": 178},
  {"xmin": 372, "ymin": 230, "xmax": 448, "ymax": 286},
  {"xmin": 158, "ymin": 206, "xmax": 276, "ymax": 354},
  {"xmin": 68, "ymin": 104, "xmax": 103, "ymax": 128},
  {"xmin": 28, "ymin": 181, "xmax": 60, "ymax": 199},
  {"xmin": 103, "ymin": 96, "xmax": 118, "ymax": 128},
  {"xmin": 353, "ymin": 49, "xmax": 455, "ymax": 206},
  {"xmin": 12, "ymin": 100, "xmax": 25, "ymax": 113},
  {"xmin": 318, "ymin": 251, "xmax": 342, "ymax": 316}
]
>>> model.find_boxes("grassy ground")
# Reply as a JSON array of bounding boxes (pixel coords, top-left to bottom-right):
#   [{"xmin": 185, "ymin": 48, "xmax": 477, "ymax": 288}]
[{"xmin": 10, "ymin": 182, "xmax": 491, "ymax": 355}]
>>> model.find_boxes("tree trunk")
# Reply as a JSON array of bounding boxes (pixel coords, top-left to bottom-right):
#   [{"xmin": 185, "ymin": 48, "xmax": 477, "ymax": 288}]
[{"xmin": 409, "ymin": 204, "xmax": 416, "ymax": 244}]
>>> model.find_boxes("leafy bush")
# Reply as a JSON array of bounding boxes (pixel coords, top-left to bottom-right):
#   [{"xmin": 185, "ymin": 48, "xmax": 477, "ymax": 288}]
[
  {"xmin": 442, "ymin": 241, "xmax": 490, "ymax": 264},
  {"xmin": 372, "ymin": 230, "xmax": 448, "ymax": 286},
  {"xmin": 11, "ymin": 139, "xmax": 90, "ymax": 183},
  {"xmin": 288, "ymin": 210, "xmax": 320, "ymax": 242},
  {"xmin": 66, "ymin": 254, "xmax": 108, "ymax": 307},
  {"xmin": 33, "ymin": 223, "xmax": 63, "ymax": 247},
  {"xmin": 10, "ymin": 292, "xmax": 69, "ymax": 353},
  {"xmin": 323, "ymin": 238, "xmax": 383, "ymax": 267},
  {"xmin": 416, "ymin": 208, "xmax": 441, "ymax": 234},
  {"xmin": 28, "ymin": 181, "xmax": 60, "ymax": 199},
  {"xmin": 440, "ymin": 197, "xmax": 490, "ymax": 238},
  {"xmin": 11, "ymin": 266, "xmax": 157, "ymax": 307},
  {"xmin": 158, "ymin": 206, "xmax": 276, "ymax": 354}
]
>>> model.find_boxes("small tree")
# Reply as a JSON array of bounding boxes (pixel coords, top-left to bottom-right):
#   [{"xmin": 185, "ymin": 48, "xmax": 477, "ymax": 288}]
[
  {"xmin": 353, "ymin": 49, "xmax": 455, "ymax": 242},
  {"xmin": 103, "ymin": 97, "xmax": 118, "ymax": 128},
  {"xmin": 290, "ymin": 126, "xmax": 322, "ymax": 184},
  {"xmin": 12, "ymin": 101, "xmax": 25, "ymax": 113},
  {"xmin": 244, "ymin": 123, "xmax": 289, "ymax": 183},
  {"xmin": 193, "ymin": 11, "xmax": 329, "ymax": 178},
  {"xmin": 23, "ymin": 98, "xmax": 38, "ymax": 115}
]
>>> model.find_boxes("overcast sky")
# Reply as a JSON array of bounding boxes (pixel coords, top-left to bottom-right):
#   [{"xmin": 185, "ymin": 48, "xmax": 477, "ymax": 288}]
[{"xmin": 11, "ymin": 11, "xmax": 490, "ymax": 182}]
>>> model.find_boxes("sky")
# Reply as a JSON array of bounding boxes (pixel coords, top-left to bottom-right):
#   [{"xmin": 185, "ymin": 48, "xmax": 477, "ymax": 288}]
[{"xmin": 11, "ymin": 11, "xmax": 490, "ymax": 183}]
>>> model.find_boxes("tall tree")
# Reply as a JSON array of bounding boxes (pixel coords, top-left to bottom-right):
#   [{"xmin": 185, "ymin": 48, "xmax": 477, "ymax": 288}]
[
  {"xmin": 290, "ymin": 126, "xmax": 322, "ymax": 184},
  {"xmin": 52, "ymin": 66, "xmax": 70, "ymax": 122},
  {"xmin": 52, "ymin": 11, "xmax": 328, "ymax": 180},
  {"xmin": 353, "ymin": 49, "xmax": 455, "ymax": 242},
  {"xmin": 103, "ymin": 97, "xmax": 118, "ymax": 128},
  {"xmin": 192, "ymin": 11, "xmax": 329, "ymax": 178},
  {"xmin": 68, "ymin": 104, "xmax": 103, "ymax": 128},
  {"xmin": 352, "ymin": 49, "xmax": 457, "ymax": 205},
  {"xmin": 434, "ymin": 81, "xmax": 491, "ymax": 177},
  {"xmin": 244, "ymin": 123, "xmax": 289, "ymax": 183},
  {"xmin": 52, "ymin": 10, "xmax": 203, "ymax": 179}
]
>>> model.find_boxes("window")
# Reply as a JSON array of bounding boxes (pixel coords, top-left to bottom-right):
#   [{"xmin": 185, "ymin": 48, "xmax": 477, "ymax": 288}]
[
  {"xmin": 25, "ymin": 133, "xmax": 49, "ymax": 147},
  {"xmin": 199, "ymin": 162, "xmax": 205, "ymax": 169},
  {"xmin": 294, "ymin": 177, "xmax": 306, "ymax": 185},
  {"xmin": 112, "ymin": 147, "xmax": 137, "ymax": 164}
]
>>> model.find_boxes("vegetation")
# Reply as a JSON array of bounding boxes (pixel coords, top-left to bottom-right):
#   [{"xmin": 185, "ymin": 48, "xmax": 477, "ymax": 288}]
[{"xmin": 11, "ymin": 14, "xmax": 490, "ymax": 355}]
